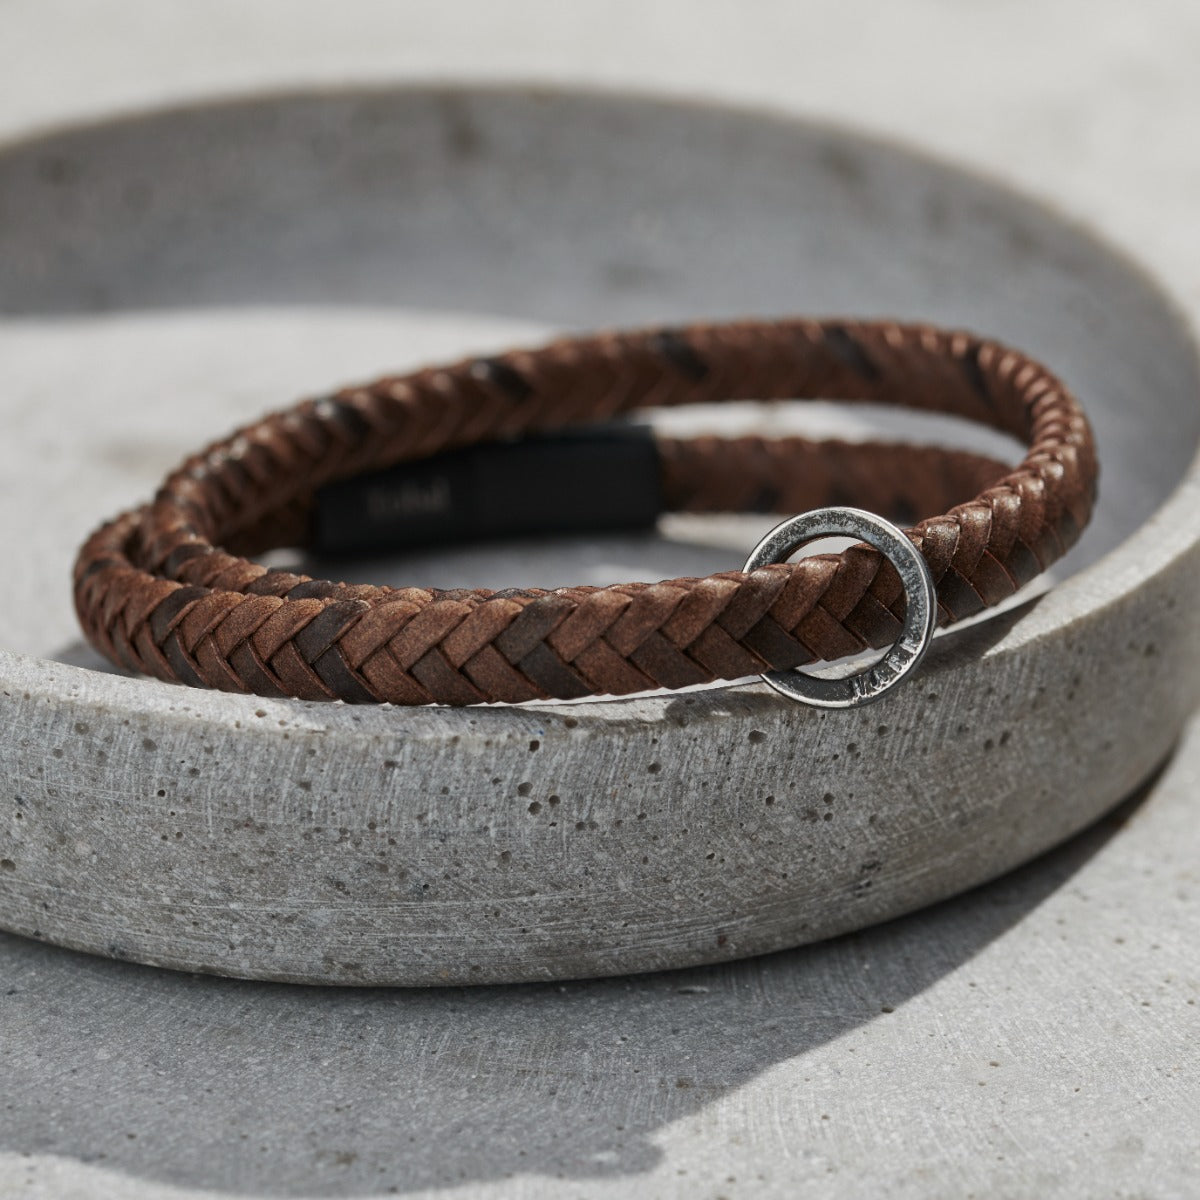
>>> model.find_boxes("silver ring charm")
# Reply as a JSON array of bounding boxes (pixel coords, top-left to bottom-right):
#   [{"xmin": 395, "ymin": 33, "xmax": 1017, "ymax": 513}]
[{"xmin": 742, "ymin": 507, "xmax": 937, "ymax": 708}]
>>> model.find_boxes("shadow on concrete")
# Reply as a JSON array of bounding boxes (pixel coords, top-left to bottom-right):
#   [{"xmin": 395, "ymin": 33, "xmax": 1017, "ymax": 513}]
[
  {"xmin": 0, "ymin": 82, "xmax": 1189, "ymax": 1196},
  {"xmin": 0, "ymin": 761, "xmax": 1160, "ymax": 1197}
]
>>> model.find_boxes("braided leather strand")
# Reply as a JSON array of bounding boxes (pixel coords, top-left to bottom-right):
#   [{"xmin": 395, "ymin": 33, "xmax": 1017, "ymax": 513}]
[{"xmin": 74, "ymin": 319, "xmax": 1097, "ymax": 705}]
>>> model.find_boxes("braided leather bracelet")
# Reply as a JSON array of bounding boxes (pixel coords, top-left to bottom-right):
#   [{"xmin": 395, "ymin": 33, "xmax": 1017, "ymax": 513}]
[{"xmin": 73, "ymin": 319, "xmax": 1097, "ymax": 708}]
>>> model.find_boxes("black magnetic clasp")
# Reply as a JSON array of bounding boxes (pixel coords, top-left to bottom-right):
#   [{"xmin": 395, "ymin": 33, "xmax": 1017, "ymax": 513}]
[{"xmin": 312, "ymin": 424, "xmax": 663, "ymax": 556}]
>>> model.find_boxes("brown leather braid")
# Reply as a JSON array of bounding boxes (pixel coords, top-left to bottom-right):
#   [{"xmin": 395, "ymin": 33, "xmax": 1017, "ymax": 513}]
[{"xmin": 73, "ymin": 319, "xmax": 1097, "ymax": 705}]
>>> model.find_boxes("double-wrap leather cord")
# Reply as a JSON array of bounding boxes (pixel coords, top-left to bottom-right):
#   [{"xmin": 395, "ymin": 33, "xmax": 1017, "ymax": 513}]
[{"xmin": 73, "ymin": 318, "xmax": 1097, "ymax": 706}]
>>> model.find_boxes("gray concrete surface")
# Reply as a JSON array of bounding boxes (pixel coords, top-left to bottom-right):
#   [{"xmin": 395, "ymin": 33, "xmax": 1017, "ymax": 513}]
[
  {"xmin": 1, "ymin": 2, "xmax": 1199, "ymax": 1197},
  {"xmin": 3, "ymin": 86, "xmax": 1199, "ymax": 988}
]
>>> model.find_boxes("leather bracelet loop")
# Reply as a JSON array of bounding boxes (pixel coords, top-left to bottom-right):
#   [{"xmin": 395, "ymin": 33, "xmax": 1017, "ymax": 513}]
[{"xmin": 73, "ymin": 318, "xmax": 1098, "ymax": 706}]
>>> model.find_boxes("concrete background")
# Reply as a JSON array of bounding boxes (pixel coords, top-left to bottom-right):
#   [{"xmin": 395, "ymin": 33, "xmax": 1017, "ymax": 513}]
[{"xmin": 1, "ymin": 2, "xmax": 1198, "ymax": 1197}]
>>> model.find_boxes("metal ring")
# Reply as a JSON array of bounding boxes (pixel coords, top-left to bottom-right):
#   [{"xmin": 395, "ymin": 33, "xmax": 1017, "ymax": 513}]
[{"xmin": 742, "ymin": 507, "xmax": 937, "ymax": 708}]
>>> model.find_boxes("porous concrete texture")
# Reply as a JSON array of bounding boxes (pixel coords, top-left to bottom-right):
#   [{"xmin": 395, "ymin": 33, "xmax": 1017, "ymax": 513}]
[
  {"xmin": 1, "ymin": 2, "xmax": 1199, "ymax": 1197},
  {"xmin": 3, "ymin": 85, "xmax": 1198, "ymax": 984}
]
